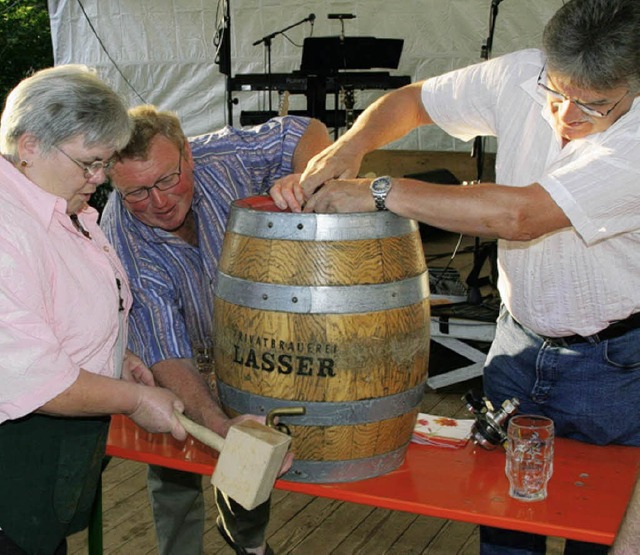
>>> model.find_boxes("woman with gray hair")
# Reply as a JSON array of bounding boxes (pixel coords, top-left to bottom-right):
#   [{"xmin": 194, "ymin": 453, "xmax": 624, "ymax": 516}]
[{"xmin": 0, "ymin": 65, "xmax": 186, "ymax": 555}]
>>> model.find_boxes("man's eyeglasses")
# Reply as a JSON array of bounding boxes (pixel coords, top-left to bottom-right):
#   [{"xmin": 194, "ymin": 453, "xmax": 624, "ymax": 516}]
[
  {"xmin": 56, "ymin": 146, "xmax": 116, "ymax": 178},
  {"xmin": 120, "ymin": 153, "xmax": 183, "ymax": 203},
  {"xmin": 536, "ymin": 65, "xmax": 629, "ymax": 119}
]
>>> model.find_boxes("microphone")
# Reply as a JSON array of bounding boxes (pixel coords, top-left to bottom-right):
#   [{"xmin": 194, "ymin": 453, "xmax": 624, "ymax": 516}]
[
  {"xmin": 308, "ymin": 13, "xmax": 316, "ymax": 22},
  {"xmin": 328, "ymin": 13, "xmax": 356, "ymax": 19}
]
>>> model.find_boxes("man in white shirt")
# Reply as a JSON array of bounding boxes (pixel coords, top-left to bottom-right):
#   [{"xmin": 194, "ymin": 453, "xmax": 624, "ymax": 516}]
[{"xmin": 271, "ymin": 0, "xmax": 640, "ymax": 553}]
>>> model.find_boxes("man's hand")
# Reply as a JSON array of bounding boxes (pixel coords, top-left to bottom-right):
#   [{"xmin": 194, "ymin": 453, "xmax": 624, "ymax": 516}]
[
  {"xmin": 270, "ymin": 173, "xmax": 305, "ymax": 212},
  {"xmin": 303, "ymin": 178, "xmax": 375, "ymax": 214},
  {"xmin": 122, "ymin": 349, "xmax": 155, "ymax": 386},
  {"xmin": 298, "ymin": 142, "xmax": 362, "ymax": 197},
  {"xmin": 300, "ymin": 141, "xmax": 363, "ymax": 186},
  {"xmin": 270, "ymin": 142, "xmax": 363, "ymax": 212}
]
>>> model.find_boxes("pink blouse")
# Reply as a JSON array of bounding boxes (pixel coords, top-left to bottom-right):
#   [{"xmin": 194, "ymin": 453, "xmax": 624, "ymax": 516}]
[{"xmin": 0, "ymin": 157, "xmax": 132, "ymax": 422}]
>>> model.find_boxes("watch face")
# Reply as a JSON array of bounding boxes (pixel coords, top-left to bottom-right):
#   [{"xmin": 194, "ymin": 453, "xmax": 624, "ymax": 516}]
[{"xmin": 372, "ymin": 177, "xmax": 391, "ymax": 193}]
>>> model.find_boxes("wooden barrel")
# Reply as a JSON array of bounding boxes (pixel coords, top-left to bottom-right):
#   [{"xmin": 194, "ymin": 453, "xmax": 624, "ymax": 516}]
[{"xmin": 213, "ymin": 196, "xmax": 430, "ymax": 483}]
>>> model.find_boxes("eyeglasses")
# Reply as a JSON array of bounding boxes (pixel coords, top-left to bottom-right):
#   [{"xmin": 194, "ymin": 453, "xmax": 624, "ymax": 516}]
[
  {"xmin": 120, "ymin": 153, "xmax": 183, "ymax": 203},
  {"xmin": 56, "ymin": 146, "xmax": 116, "ymax": 178},
  {"xmin": 537, "ymin": 65, "xmax": 629, "ymax": 119}
]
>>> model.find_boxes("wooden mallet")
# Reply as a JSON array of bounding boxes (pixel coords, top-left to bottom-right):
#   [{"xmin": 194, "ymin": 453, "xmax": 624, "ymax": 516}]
[{"xmin": 174, "ymin": 410, "xmax": 291, "ymax": 510}]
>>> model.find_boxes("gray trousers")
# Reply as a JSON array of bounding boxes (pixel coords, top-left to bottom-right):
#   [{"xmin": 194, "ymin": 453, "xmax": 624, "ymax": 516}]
[{"xmin": 147, "ymin": 465, "xmax": 270, "ymax": 554}]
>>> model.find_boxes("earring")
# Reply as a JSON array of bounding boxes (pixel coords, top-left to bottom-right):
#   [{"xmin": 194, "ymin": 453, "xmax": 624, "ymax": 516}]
[{"xmin": 20, "ymin": 160, "xmax": 32, "ymax": 168}]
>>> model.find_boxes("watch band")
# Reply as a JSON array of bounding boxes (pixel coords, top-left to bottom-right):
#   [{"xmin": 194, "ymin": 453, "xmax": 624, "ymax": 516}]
[
  {"xmin": 373, "ymin": 195, "xmax": 386, "ymax": 211},
  {"xmin": 370, "ymin": 175, "xmax": 393, "ymax": 211}
]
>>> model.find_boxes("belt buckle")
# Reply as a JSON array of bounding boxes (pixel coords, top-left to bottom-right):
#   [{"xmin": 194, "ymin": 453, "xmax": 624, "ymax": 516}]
[
  {"xmin": 547, "ymin": 336, "xmax": 570, "ymax": 347},
  {"xmin": 544, "ymin": 334, "xmax": 585, "ymax": 347}
]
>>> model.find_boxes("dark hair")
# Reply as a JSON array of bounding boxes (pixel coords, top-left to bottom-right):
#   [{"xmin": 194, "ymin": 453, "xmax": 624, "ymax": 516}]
[{"xmin": 543, "ymin": 0, "xmax": 640, "ymax": 91}]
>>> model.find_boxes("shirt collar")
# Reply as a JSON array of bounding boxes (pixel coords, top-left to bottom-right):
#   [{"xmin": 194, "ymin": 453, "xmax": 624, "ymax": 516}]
[{"xmin": 0, "ymin": 155, "xmax": 70, "ymax": 231}]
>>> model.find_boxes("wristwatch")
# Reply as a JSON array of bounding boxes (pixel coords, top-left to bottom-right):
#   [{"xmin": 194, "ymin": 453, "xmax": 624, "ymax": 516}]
[{"xmin": 370, "ymin": 175, "xmax": 393, "ymax": 211}]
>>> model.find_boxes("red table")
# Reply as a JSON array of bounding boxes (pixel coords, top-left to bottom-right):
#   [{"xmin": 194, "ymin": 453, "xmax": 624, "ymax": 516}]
[{"xmin": 106, "ymin": 414, "xmax": 640, "ymax": 545}]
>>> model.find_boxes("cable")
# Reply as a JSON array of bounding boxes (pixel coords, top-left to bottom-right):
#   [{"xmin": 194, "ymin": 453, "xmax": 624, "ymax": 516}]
[
  {"xmin": 280, "ymin": 32, "xmax": 304, "ymax": 48},
  {"xmin": 74, "ymin": 0, "xmax": 146, "ymax": 104},
  {"xmin": 430, "ymin": 232, "xmax": 464, "ymax": 292},
  {"xmin": 212, "ymin": 0, "xmax": 227, "ymax": 68}
]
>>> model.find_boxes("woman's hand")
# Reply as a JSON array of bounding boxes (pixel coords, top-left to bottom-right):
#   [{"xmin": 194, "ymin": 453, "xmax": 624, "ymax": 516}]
[{"xmin": 128, "ymin": 385, "xmax": 187, "ymax": 441}]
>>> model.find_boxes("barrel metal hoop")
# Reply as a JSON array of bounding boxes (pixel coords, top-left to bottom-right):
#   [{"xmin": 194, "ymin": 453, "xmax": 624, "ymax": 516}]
[
  {"xmin": 226, "ymin": 207, "xmax": 418, "ymax": 241},
  {"xmin": 281, "ymin": 444, "xmax": 409, "ymax": 483},
  {"xmin": 217, "ymin": 381, "xmax": 426, "ymax": 426},
  {"xmin": 215, "ymin": 271, "xmax": 429, "ymax": 313}
]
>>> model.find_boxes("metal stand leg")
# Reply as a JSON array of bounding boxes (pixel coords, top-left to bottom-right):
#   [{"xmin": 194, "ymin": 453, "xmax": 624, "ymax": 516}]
[{"xmin": 427, "ymin": 336, "xmax": 488, "ymax": 389}]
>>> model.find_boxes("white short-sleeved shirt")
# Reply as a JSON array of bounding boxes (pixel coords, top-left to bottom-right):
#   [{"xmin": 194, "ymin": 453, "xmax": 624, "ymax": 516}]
[{"xmin": 422, "ymin": 49, "xmax": 640, "ymax": 337}]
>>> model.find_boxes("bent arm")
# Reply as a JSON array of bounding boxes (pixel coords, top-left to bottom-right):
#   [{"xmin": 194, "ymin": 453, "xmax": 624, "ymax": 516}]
[
  {"xmin": 291, "ymin": 118, "xmax": 332, "ymax": 172},
  {"xmin": 38, "ymin": 368, "xmax": 186, "ymax": 438},
  {"xmin": 39, "ymin": 369, "xmax": 148, "ymax": 417},
  {"xmin": 151, "ymin": 357, "xmax": 231, "ymax": 436},
  {"xmin": 304, "ymin": 177, "xmax": 571, "ymax": 241},
  {"xmin": 386, "ymin": 178, "xmax": 570, "ymax": 241},
  {"xmin": 299, "ymin": 83, "xmax": 431, "ymax": 194}
]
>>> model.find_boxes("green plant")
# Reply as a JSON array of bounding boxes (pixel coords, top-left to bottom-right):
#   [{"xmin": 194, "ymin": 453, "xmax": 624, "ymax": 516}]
[
  {"xmin": 0, "ymin": 3, "xmax": 116, "ymax": 214},
  {"xmin": 0, "ymin": 0, "xmax": 53, "ymax": 106}
]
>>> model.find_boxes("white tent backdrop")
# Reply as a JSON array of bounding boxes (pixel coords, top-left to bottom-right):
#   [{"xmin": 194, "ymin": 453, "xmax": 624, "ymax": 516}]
[{"xmin": 48, "ymin": 0, "xmax": 563, "ymax": 151}]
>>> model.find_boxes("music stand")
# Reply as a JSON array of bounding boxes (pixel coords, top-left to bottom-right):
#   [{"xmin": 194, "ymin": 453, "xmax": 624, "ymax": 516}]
[
  {"xmin": 299, "ymin": 36, "xmax": 404, "ymax": 137},
  {"xmin": 300, "ymin": 36, "xmax": 404, "ymax": 73}
]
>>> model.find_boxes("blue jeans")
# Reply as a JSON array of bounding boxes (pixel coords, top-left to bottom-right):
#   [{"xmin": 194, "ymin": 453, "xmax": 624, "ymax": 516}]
[{"xmin": 480, "ymin": 308, "xmax": 640, "ymax": 555}]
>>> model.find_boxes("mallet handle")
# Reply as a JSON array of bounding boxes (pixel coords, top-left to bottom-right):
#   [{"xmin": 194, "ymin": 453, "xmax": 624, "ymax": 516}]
[{"xmin": 174, "ymin": 410, "xmax": 225, "ymax": 452}]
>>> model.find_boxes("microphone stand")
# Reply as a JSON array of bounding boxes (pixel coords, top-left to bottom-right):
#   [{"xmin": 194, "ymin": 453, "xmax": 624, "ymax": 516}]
[
  {"xmin": 253, "ymin": 15, "xmax": 314, "ymax": 112},
  {"xmin": 473, "ymin": 0, "xmax": 501, "ymax": 180},
  {"xmin": 222, "ymin": 0, "xmax": 234, "ymax": 125},
  {"xmin": 467, "ymin": 0, "xmax": 502, "ymax": 305}
]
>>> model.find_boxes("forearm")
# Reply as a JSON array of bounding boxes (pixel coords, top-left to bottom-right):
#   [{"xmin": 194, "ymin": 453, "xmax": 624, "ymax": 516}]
[
  {"xmin": 292, "ymin": 118, "xmax": 332, "ymax": 171},
  {"xmin": 38, "ymin": 364, "xmax": 186, "ymax": 439},
  {"xmin": 39, "ymin": 369, "xmax": 143, "ymax": 417},
  {"xmin": 386, "ymin": 178, "xmax": 570, "ymax": 241},
  {"xmin": 297, "ymin": 83, "xmax": 430, "ymax": 197},
  {"xmin": 611, "ymin": 475, "xmax": 640, "ymax": 554},
  {"xmin": 333, "ymin": 83, "xmax": 431, "ymax": 159},
  {"xmin": 151, "ymin": 358, "xmax": 230, "ymax": 436}
]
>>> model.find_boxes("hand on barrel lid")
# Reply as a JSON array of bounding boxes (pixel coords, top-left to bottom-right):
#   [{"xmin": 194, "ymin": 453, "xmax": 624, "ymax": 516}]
[
  {"xmin": 269, "ymin": 173, "xmax": 305, "ymax": 212},
  {"xmin": 303, "ymin": 178, "xmax": 377, "ymax": 214}
]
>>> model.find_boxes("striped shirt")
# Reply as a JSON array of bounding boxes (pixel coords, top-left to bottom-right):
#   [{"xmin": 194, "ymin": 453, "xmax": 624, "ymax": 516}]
[{"xmin": 101, "ymin": 116, "xmax": 310, "ymax": 367}]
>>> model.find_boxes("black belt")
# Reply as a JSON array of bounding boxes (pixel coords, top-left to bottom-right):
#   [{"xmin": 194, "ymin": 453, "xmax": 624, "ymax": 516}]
[{"xmin": 542, "ymin": 312, "xmax": 640, "ymax": 347}]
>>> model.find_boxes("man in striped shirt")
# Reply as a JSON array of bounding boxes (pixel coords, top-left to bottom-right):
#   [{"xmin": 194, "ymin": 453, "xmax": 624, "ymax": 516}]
[{"xmin": 102, "ymin": 105, "xmax": 331, "ymax": 555}]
